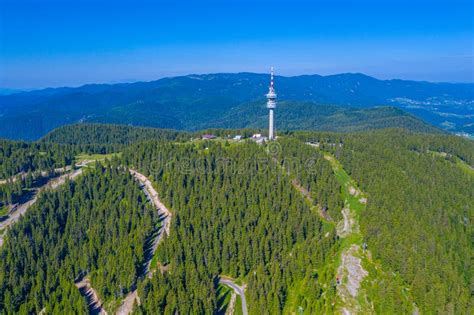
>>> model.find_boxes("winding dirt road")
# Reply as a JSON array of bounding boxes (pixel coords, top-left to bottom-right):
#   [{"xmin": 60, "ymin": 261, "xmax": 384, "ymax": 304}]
[
  {"xmin": 0, "ymin": 166, "xmax": 73, "ymax": 185},
  {"xmin": 0, "ymin": 164, "xmax": 89, "ymax": 247},
  {"xmin": 129, "ymin": 169, "xmax": 172, "ymax": 275},
  {"xmin": 115, "ymin": 170, "xmax": 172, "ymax": 315}
]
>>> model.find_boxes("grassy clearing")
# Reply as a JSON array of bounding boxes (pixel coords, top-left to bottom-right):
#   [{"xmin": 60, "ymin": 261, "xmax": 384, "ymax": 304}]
[
  {"xmin": 324, "ymin": 154, "xmax": 366, "ymax": 220},
  {"xmin": 323, "ymin": 152, "xmax": 366, "ymax": 250},
  {"xmin": 322, "ymin": 152, "xmax": 372, "ymax": 312},
  {"xmin": 284, "ymin": 148, "xmax": 415, "ymax": 313},
  {"xmin": 75, "ymin": 153, "xmax": 121, "ymax": 164},
  {"xmin": 280, "ymin": 150, "xmax": 343, "ymax": 314},
  {"xmin": 323, "ymin": 152, "xmax": 415, "ymax": 312}
]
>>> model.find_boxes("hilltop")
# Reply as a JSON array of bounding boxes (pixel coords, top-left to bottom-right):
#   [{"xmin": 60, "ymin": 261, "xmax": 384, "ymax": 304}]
[
  {"xmin": 1, "ymin": 72, "xmax": 471, "ymax": 140},
  {"xmin": 0, "ymin": 126, "xmax": 472, "ymax": 313}
]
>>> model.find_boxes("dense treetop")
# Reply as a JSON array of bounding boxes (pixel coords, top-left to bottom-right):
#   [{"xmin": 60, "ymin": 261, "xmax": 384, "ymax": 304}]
[
  {"xmin": 122, "ymin": 140, "xmax": 339, "ymax": 314},
  {"xmin": 0, "ymin": 164, "xmax": 156, "ymax": 313},
  {"xmin": 298, "ymin": 129, "xmax": 474, "ymax": 313},
  {"xmin": 0, "ymin": 124, "xmax": 472, "ymax": 314},
  {"xmin": 41, "ymin": 124, "xmax": 189, "ymax": 147},
  {"xmin": 0, "ymin": 139, "xmax": 75, "ymax": 180}
]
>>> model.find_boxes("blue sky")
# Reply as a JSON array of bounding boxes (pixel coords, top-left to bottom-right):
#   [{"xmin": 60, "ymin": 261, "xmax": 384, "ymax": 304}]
[{"xmin": 0, "ymin": 0, "xmax": 473, "ymax": 88}]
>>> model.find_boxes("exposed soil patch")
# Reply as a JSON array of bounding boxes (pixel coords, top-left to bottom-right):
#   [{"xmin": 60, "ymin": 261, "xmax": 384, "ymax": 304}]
[{"xmin": 337, "ymin": 245, "xmax": 369, "ymax": 314}]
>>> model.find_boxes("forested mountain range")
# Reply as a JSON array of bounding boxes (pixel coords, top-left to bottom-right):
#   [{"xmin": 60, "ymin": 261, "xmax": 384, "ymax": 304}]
[
  {"xmin": 0, "ymin": 124, "xmax": 472, "ymax": 313},
  {"xmin": 1, "ymin": 72, "xmax": 472, "ymax": 140}
]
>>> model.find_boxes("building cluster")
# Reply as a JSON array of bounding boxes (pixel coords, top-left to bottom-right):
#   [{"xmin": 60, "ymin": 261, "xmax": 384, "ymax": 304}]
[
  {"xmin": 200, "ymin": 133, "xmax": 265, "ymax": 144},
  {"xmin": 200, "ymin": 68, "xmax": 278, "ymax": 144}
]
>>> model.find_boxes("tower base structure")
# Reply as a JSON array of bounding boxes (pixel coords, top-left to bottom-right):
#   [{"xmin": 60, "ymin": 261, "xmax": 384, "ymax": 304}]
[{"xmin": 269, "ymin": 109, "xmax": 274, "ymax": 140}]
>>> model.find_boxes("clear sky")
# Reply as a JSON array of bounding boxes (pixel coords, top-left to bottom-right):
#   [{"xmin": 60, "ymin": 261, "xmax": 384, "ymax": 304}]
[{"xmin": 0, "ymin": 0, "xmax": 473, "ymax": 89}]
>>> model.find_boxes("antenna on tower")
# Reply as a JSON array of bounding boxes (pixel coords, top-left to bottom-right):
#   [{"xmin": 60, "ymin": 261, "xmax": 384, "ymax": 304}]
[
  {"xmin": 270, "ymin": 66, "xmax": 274, "ymax": 88},
  {"xmin": 266, "ymin": 67, "xmax": 277, "ymax": 140}
]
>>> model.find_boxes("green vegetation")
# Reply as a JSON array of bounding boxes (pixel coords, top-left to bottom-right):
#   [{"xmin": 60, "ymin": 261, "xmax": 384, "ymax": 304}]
[
  {"xmin": 215, "ymin": 101, "xmax": 440, "ymax": 134},
  {"xmin": 0, "ymin": 164, "xmax": 157, "ymax": 313},
  {"xmin": 429, "ymin": 150, "xmax": 474, "ymax": 177},
  {"xmin": 42, "ymin": 123, "xmax": 189, "ymax": 149},
  {"xmin": 298, "ymin": 129, "xmax": 473, "ymax": 313},
  {"xmin": 0, "ymin": 139, "xmax": 75, "ymax": 179},
  {"xmin": 324, "ymin": 151, "xmax": 414, "ymax": 313},
  {"xmin": 456, "ymin": 157, "xmax": 474, "ymax": 176},
  {"xmin": 215, "ymin": 284, "xmax": 232, "ymax": 314},
  {"xmin": 0, "ymin": 171, "xmax": 37, "ymax": 206},
  {"xmin": 0, "ymin": 205, "xmax": 9, "ymax": 217},
  {"xmin": 0, "ymin": 124, "xmax": 472, "ymax": 314},
  {"xmin": 275, "ymin": 137, "xmax": 343, "ymax": 221},
  {"xmin": 75, "ymin": 152, "xmax": 121, "ymax": 164},
  {"xmin": 124, "ymin": 140, "xmax": 336, "ymax": 314},
  {"xmin": 234, "ymin": 295, "xmax": 243, "ymax": 315}
]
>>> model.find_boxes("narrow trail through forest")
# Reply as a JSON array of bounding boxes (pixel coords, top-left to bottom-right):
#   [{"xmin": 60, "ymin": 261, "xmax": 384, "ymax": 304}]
[
  {"xmin": 0, "ymin": 166, "xmax": 72, "ymax": 185},
  {"xmin": 115, "ymin": 170, "xmax": 172, "ymax": 315},
  {"xmin": 129, "ymin": 169, "xmax": 172, "ymax": 276},
  {"xmin": 0, "ymin": 160, "xmax": 112, "ymax": 315},
  {"xmin": 288, "ymin": 143, "xmax": 370, "ymax": 313},
  {"xmin": 0, "ymin": 161, "xmax": 92, "ymax": 247},
  {"xmin": 286, "ymin": 142, "xmax": 371, "ymax": 313}
]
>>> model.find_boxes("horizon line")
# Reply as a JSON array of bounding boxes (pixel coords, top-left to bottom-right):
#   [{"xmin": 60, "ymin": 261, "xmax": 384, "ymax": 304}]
[{"xmin": 2, "ymin": 71, "xmax": 473, "ymax": 93}]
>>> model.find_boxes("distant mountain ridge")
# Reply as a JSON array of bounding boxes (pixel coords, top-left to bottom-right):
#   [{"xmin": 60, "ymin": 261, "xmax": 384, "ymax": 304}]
[{"xmin": 0, "ymin": 72, "xmax": 471, "ymax": 140}]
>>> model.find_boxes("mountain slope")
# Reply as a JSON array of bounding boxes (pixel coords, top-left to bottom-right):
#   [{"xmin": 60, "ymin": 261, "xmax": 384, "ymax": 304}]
[
  {"xmin": 41, "ymin": 124, "xmax": 188, "ymax": 145},
  {"xmin": 0, "ymin": 72, "xmax": 471, "ymax": 140},
  {"xmin": 38, "ymin": 104, "xmax": 438, "ymax": 146},
  {"xmin": 0, "ymin": 128, "xmax": 472, "ymax": 313},
  {"xmin": 211, "ymin": 101, "xmax": 439, "ymax": 133},
  {"xmin": 298, "ymin": 129, "xmax": 474, "ymax": 313}
]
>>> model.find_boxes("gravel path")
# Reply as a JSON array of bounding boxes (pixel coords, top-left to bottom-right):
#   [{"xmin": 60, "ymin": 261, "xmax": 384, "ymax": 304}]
[
  {"xmin": 129, "ymin": 169, "xmax": 172, "ymax": 275},
  {"xmin": 0, "ymin": 166, "xmax": 88, "ymax": 247},
  {"xmin": 115, "ymin": 170, "xmax": 172, "ymax": 315},
  {"xmin": 115, "ymin": 290, "xmax": 138, "ymax": 315},
  {"xmin": 75, "ymin": 278, "xmax": 108, "ymax": 315}
]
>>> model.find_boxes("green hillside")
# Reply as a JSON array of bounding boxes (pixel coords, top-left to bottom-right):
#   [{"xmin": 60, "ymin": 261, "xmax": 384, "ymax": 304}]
[
  {"xmin": 297, "ymin": 129, "xmax": 474, "ymax": 313},
  {"xmin": 0, "ymin": 126, "xmax": 472, "ymax": 313},
  {"xmin": 212, "ymin": 101, "xmax": 439, "ymax": 133}
]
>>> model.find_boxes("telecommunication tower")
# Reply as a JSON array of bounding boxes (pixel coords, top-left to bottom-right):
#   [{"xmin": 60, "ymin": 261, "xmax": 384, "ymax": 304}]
[{"xmin": 266, "ymin": 67, "xmax": 277, "ymax": 140}]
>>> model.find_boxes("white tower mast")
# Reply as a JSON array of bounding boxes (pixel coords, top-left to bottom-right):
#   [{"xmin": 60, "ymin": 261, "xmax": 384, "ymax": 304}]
[{"xmin": 266, "ymin": 67, "xmax": 277, "ymax": 140}]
